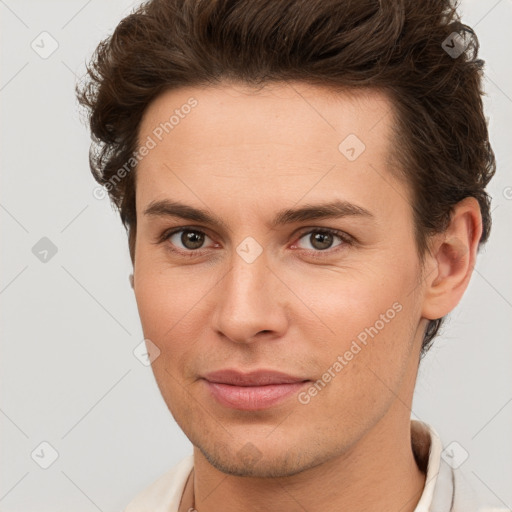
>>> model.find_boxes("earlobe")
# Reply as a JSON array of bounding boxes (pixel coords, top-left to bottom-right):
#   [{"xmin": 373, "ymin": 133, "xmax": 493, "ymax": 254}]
[{"xmin": 421, "ymin": 197, "xmax": 482, "ymax": 320}]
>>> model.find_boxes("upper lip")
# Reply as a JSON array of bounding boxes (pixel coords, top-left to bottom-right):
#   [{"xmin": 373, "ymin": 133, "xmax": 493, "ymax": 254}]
[{"xmin": 203, "ymin": 369, "xmax": 309, "ymax": 386}]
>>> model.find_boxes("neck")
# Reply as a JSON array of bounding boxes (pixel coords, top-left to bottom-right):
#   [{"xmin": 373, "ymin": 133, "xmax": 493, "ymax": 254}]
[{"xmin": 185, "ymin": 406, "xmax": 427, "ymax": 512}]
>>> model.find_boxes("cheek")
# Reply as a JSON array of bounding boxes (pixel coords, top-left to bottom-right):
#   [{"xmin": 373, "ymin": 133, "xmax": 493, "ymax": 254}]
[
  {"xmin": 133, "ymin": 254, "xmax": 220, "ymax": 378},
  {"xmin": 295, "ymin": 260, "xmax": 414, "ymax": 336},
  {"xmin": 133, "ymin": 267, "xmax": 204, "ymax": 405},
  {"xmin": 294, "ymin": 257, "xmax": 420, "ymax": 385},
  {"xmin": 133, "ymin": 244, "xmax": 211, "ymax": 326}
]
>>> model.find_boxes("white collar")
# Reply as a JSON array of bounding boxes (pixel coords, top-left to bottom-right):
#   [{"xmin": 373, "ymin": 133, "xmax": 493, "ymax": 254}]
[
  {"xmin": 411, "ymin": 419, "xmax": 447, "ymax": 511},
  {"xmin": 412, "ymin": 419, "xmax": 483, "ymax": 511}
]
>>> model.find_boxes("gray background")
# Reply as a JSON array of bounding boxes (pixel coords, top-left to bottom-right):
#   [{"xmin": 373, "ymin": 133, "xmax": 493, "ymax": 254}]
[{"xmin": 1, "ymin": 0, "xmax": 511, "ymax": 510}]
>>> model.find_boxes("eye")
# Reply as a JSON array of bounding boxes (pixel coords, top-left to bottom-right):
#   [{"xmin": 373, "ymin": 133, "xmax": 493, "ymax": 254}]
[
  {"xmin": 293, "ymin": 228, "xmax": 351, "ymax": 253},
  {"xmin": 157, "ymin": 226, "xmax": 353, "ymax": 259},
  {"xmin": 161, "ymin": 228, "xmax": 215, "ymax": 254}
]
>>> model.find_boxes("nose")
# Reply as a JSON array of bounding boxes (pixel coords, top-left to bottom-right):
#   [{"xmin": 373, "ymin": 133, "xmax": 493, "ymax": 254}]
[{"xmin": 211, "ymin": 243, "xmax": 289, "ymax": 344}]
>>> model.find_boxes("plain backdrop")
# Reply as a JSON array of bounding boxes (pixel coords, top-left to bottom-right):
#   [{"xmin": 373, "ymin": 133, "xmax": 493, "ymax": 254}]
[{"xmin": 1, "ymin": 0, "xmax": 511, "ymax": 510}]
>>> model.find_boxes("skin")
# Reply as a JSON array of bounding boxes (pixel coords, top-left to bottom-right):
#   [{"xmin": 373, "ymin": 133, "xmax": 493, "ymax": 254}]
[{"xmin": 131, "ymin": 82, "xmax": 482, "ymax": 512}]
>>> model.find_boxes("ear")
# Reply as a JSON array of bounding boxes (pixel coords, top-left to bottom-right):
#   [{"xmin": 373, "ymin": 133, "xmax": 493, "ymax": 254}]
[{"xmin": 421, "ymin": 197, "xmax": 483, "ymax": 321}]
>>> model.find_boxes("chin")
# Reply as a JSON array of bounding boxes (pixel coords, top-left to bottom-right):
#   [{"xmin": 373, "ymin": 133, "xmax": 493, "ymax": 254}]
[{"xmin": 196, "ymin": 438, "xmax": 323, "ymax": 478}]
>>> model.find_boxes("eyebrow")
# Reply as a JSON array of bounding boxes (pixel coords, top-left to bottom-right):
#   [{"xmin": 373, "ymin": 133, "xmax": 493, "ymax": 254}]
[{"xmin": 143, "ymin": 199, "xmax": 374, "ymax": 231}]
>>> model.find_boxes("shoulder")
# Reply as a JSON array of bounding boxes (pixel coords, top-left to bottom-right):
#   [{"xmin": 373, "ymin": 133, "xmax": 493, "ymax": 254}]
[{"xmin": 124, "ymin": 454, "xmax": 194, "ymax": 512}]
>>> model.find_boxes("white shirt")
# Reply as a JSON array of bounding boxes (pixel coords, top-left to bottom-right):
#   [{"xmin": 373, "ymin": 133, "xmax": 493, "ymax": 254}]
[{"xmin": 124, "ymin": 420, "xmax": 493, "ymax": 511}]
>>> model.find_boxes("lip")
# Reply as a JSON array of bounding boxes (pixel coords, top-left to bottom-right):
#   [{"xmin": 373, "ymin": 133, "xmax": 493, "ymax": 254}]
[{"xmin": 202, "ymin": 369, "xmax": 310, "ymax": 410}]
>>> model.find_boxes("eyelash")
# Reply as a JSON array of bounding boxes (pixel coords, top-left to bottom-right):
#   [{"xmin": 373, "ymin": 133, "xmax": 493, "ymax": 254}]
[{"xmin": 157, "ymin": 226, "xmax": 354, "ymax": 260}]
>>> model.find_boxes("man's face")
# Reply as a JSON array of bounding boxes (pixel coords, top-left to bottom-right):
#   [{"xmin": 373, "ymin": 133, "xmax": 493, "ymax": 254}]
[{"xmin": 133, "ymin": 82, "xmax": 428, "ymax": 477}]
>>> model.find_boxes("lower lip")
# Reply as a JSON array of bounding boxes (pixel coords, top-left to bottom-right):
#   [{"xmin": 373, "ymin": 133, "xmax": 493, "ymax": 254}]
[{"xmin": 204, "ymin": 380, "xmax": 309, "ymax": 410}]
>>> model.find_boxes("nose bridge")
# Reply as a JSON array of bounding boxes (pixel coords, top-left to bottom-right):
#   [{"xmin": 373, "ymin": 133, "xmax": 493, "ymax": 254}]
[
  {"xmin": 225, "ymin": 238, "xmax": 271, "ymax": 308},
  {"xmin": 212, "ymin": 236, "xmax": 285, "ymax": 342}
]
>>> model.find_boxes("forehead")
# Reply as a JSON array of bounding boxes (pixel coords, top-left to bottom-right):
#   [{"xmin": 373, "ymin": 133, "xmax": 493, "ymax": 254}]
[
  {"xmin": 137, "ymin": 82, "xmax": 394, "ymax": 152},
  {"xmin": 134, "ymin": 82, "xmax": 402, "ymax": 216}
]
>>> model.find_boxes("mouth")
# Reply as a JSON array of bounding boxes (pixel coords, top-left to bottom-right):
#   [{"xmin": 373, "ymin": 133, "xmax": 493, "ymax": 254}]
[{"xmin": 201, "ymin": 369, "xmax": 310, "ymax": 410}]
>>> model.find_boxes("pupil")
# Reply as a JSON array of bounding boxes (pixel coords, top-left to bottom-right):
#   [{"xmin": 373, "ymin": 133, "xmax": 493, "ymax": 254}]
[{"xmin": 182, "ymin": 230, "xmax": 204, "ymax": 249}]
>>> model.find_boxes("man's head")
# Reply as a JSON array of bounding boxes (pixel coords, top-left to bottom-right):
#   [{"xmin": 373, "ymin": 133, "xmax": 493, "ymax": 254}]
[
  {"xmin": 78, "ymin": 0, "xmax": 495, "ymax": 355},
  {"xmin": 77, "ymin": 0, "xmax": 494, "ymax": 479}
]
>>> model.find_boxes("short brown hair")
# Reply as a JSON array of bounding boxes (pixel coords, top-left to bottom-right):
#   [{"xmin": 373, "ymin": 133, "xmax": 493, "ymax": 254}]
[{"xmin": 77, "ymin": 0, "xmax": 496, "ymax": 354}]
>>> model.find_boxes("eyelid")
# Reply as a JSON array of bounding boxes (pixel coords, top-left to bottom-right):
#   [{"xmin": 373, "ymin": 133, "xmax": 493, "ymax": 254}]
[
  {"xmin": 156, "ymin": 225, "xmax": 215, "ymax": 245},
  {"xmin": 293, "ymin": 227, "xmax": 355, "ymax": 245},
  {"xmin": 290, "ymin": 227, "xmax": 354, "ymax": 258}
]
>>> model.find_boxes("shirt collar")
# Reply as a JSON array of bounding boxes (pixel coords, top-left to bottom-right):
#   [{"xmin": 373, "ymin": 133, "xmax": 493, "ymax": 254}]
[{"xmin": 411, "ymin": 419, "xmax": 446, "ymax": 511}]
